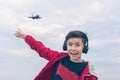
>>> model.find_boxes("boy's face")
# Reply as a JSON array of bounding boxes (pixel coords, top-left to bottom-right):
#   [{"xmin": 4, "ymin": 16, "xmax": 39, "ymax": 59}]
[{"xmin": 67, "ymin": 38, "xmax": 84, "ymax": 62}]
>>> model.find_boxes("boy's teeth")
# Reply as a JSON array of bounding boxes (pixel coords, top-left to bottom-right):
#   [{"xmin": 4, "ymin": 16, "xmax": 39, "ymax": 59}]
[{"xmin": 71, "ymin": 53, "xmax": 78, "ymax": 55}]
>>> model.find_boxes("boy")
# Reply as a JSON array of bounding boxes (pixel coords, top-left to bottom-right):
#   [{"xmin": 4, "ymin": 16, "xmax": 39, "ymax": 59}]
[{"xmin": 15, "ymin": 28, "xmax": 98, "ymax": 80}]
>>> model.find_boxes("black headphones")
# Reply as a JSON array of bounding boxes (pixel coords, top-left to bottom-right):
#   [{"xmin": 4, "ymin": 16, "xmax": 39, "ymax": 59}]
[{"xmin": 63, "ymin": 31, "xmax": 89, "ymax": 54}]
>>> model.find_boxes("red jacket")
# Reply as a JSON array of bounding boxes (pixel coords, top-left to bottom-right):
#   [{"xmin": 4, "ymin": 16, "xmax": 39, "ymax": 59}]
[{"xmin": 25, "ymin": 35, "xmax": 98, "ymax": 80}]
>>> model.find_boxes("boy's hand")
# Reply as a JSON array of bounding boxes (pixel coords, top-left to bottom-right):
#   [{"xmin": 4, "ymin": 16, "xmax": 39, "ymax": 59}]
[{"xmin": 15, "ymin": 28, "xmax": 27, "ymax": 39}]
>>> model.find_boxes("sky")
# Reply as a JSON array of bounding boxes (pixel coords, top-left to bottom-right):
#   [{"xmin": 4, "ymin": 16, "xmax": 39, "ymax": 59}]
[{"xmin": 0, "ymin": 0, "xmax": 120, "ymax": 80}]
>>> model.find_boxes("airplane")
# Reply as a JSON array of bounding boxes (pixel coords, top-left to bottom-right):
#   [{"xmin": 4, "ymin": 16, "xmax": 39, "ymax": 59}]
[{"xmin": 28, "ymin": 14, "xmax": 41, "ymax": 20}]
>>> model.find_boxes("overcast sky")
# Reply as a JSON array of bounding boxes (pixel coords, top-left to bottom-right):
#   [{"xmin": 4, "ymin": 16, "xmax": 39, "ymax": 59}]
[{"xmin": 0, "ymin": 0, "xmax": 120, "ymax": 80}]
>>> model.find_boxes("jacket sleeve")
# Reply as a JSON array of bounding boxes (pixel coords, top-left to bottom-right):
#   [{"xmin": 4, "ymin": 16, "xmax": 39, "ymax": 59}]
[
  {"xmin": 86, "ymin": 64, "xmax": 98, "ymax": 80},
  {"xmin": 24, "ymin": 35, "xmax": 59, "ymax": 61},
  {"xmin": 81, "ymin": 63, "xmax": 98, "ymax": 80},
  {"xmin": 84, "ymin": 75, "xmax": 98, "ymax": 80}
]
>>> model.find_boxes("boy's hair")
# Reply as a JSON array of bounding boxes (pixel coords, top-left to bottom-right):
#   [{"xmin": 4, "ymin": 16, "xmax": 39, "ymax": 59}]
[{"xmin": 63, "ymin": 30, "xmax": 89, "ymax": 54}]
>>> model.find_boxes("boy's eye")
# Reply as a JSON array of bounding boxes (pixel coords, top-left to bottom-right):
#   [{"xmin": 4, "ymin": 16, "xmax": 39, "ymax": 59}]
[
  {"xmin": 75, "ymin": 43, "xmax": 80, "ymax": 47},
  {"xmin": 67, "ymin": 43, "xmax": 81, "ymax": 47},
  {"xmin": 67, "ymin": 43, "xmax": 73, "ymax": 46}
]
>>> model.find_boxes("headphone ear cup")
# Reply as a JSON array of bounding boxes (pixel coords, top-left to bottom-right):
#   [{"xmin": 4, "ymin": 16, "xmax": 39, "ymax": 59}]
[
  {"xmin": 63, "ymin": 41, "xmax": 67, "ymax": 51},
  {"xmin": 82, "ymin": 45, "xmax": 88, "ymax": 54}
]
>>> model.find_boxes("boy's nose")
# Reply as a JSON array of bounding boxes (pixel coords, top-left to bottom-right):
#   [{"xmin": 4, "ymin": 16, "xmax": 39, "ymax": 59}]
[{"xmin": 71, "ymin": 45, "xmax": 76, "ymax": 50}]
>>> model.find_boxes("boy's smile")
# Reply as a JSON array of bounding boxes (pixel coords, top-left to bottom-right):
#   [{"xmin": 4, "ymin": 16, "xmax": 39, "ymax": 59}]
[{"xmin": 67, "ymin": 38, "xmax": 84, "ymax": 62}]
